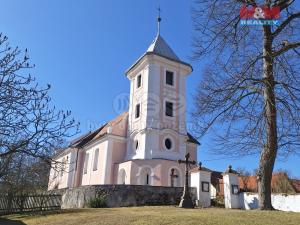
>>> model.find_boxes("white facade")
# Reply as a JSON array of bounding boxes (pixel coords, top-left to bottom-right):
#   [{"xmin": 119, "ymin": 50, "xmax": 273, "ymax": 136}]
[
  {"xmin": 240, "ymin": 192, "xmax": 300, "ymax": 212},
  {"xmin": 223, "ymin": 173, "xmax": 240, "ymax": 209},
  {"xmin": 48, "ymin": 149, "xmax": 77, "ymax": 190},
  {"xmin": 191, "ymin": 170, "xmax": 212, "ymax": 207}
]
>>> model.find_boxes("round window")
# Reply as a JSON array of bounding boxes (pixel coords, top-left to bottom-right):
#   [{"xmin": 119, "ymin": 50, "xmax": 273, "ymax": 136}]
[{"xmin": 165, "ymin": 138, "xmax": 172, "ymax": 150}]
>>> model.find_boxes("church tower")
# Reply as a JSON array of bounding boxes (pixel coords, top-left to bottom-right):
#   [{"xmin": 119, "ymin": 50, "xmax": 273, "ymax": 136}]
[{"xmin": 125, "ymin": 14, "xmax": 193, "ymax": 161}]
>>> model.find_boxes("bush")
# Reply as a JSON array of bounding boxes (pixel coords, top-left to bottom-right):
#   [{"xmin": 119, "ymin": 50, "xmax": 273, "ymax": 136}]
[
  {"xmin": 89, "ymin": 197, "xmax": 107, "ymax": 208},
  {"xmin": 211, "ymin": 196, "xmax": 225, "ymax": 208}
]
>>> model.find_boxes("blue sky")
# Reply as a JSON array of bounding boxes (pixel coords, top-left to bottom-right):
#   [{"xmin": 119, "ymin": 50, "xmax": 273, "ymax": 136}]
[{"xmin": 1, "ymin": 0, "xmax": 299, "ymax": 177}]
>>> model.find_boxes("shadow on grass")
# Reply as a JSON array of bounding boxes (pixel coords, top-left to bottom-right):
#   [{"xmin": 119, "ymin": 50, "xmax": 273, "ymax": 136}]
[
  {"xmin": 0, "ymin": 218, "xmax": 27, "ymax": 225},
  {"xmin": 0, "ymin": 209, "xmax": 91, "ymax": 224}
]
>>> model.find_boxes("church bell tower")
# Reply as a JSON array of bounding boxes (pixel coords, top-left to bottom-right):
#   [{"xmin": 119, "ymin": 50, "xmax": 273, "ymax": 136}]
[{"xmin": 125, "ymin": 13, "xmax": 193, "ymax": 161}]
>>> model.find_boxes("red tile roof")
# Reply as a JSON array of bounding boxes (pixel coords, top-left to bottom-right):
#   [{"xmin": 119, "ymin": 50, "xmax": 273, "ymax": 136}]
[{"xmin": 209, "ymin": 171, "xmax": 300, "ymax": 196}]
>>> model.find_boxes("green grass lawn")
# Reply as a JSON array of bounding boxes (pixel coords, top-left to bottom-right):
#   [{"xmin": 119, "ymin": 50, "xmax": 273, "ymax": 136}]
[{"xmin": 1, "ymin": 207, "xmax": 300, "ymax": 225}]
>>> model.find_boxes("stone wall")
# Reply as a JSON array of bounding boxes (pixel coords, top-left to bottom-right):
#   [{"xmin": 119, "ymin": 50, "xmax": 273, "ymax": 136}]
[
  {"xmin": 240, "ymin": 192, "xmax": 300, "ymax": 212},
  {"xmin": 59, "ymin": 185, "xmax": 197, "ymax": 208}
]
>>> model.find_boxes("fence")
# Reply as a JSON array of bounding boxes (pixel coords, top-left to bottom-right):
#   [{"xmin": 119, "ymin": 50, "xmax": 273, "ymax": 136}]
[{"xmin": 0, "ymin": 194, "xmax": 62, "ymax": 215}]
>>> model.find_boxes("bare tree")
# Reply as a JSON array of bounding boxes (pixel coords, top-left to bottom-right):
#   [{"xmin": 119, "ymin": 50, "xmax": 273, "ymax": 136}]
[
  {"xmin": 0, "ymin": 33, "xmax": 79, "ymax": 181},
  {"xmin": 272, "ymin": 169, "xmax": 295, "ymax": 193},
  {"xmin": 0, "ymin": 154, "xmax": 51, "ymax": 194},
  {"xmin": 192, "ymin": 0, "xmax": 300, "ymax": 209},
  {"xmin": 237, "ymin": 168, "xmax": 252, "ymax": 192}
]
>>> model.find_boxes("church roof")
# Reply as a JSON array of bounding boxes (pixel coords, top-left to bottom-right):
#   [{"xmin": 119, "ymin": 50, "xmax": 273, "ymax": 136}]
[
  {"xmin": 70, "ymin": 125, "xmax": 106, "ymax": 148},
  {"xmin": 69, "ymin": 112, "xmax": 199, "ymax": 148},
  {"xmin": 147, "ymin": 34, "xmax": 180, "ymax": 61},
  {"xmin": 69, "ymin": 112, "xmax": 199, "ymax": 147},
  {"xmin": 187, "ymin": 132, "xmax": 200, "ymax": 145},
  {"xmin": 70, "ymin": 112, "xmax": 128, "ymax": 148},
  {"xmin": 126, "ymin": 34, "xmax": 192, "ymax": 74}
]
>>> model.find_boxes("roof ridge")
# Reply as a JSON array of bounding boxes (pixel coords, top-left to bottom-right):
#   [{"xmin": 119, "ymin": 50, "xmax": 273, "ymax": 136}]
[{"xmin": 146, "ymin": 34, "xmax": 180, "ymax": 61}]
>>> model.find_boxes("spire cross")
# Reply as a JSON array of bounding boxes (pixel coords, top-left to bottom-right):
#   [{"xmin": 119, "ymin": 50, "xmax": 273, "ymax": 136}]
[{"xmin": 157, "ymin": 6, "xmax": 162, "ymax": 35}]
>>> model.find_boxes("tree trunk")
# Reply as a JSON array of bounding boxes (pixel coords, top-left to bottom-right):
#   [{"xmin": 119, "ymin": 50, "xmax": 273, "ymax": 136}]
[{"xmin": 257, "ymin": 25, "xmax": 278, "ymax": 210}]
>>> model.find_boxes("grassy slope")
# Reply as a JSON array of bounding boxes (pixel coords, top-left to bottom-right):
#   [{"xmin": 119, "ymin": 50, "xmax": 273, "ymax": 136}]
[{"xmin": 1, "ymin": 207, "xmax": 300, "ymax": 225}]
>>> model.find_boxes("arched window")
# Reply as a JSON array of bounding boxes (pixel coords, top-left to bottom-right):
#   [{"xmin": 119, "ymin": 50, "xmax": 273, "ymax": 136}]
[
  {"xmin": 139, "ymin": 167, "xmax": 152, "ymax": 185},
  {"xmin": 93, "ymin": 149, "xmax": 99, "ymax": 171},
  {"xmin": 118, "ymin": 169, "xmax": 126, "ymax": 184},
  {"xmin": 135, "ymin": 140, "xmax": 139, "ymax": 150},
  {"xmin": 83, "ymin": 153, "xmax": 89, "ymax": 174}
]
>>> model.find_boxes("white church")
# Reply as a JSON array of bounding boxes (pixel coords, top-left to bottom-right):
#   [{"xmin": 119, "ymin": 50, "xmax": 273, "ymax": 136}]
[{"xmin": 48, "ymin": 15, "xmax": 200, "ymax": 190}]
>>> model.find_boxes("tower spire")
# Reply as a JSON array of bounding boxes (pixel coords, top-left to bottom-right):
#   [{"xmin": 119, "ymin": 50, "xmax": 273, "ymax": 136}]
[{"xmin": 157, "ymin": 6, "xmax": 162, "ymax": 36}]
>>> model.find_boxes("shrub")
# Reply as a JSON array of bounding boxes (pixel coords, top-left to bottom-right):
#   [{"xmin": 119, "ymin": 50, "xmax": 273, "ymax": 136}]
[
  {"xmin": 89, "ymin": 197, "xmax": 107, "ymax": 208},
  {"xmin": 211, "ymin": 196, "xmax": 225, "ymax": 208}
]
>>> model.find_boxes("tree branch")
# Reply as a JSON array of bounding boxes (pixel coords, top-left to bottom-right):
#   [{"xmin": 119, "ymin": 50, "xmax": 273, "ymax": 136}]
[
  {"xmin": 272, "ymin": 12, "xmax": 300, "ymax": 38},
  {"xmin": 236, "ymin": 0, "xmax": 257, "ymax": 6},
  {"xmin": 273, "ymin": 0, "xmax": 295, "ymax": 10},
  {"xmin": 272, "ymin": 41, "xmax": 300, "ymax": 57}
]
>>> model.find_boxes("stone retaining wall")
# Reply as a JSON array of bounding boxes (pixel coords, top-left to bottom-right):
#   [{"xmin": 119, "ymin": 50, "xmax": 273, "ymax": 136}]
[{"xmin": 59, "ymin": 185, "xmax": 197, "ymax": 208}]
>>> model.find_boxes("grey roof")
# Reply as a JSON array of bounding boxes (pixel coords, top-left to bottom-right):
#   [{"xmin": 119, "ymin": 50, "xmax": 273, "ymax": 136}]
[
  {"xmin": 126, "ymin": 34, "xmax": 192, "ymax": 74},
  {"xmin": 147, "ymin": 35, "xmax": 180, "ymax": 61},
  {"xmin": 187, "ymin": 132, "xmax": 200, "ymax": 145}
]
